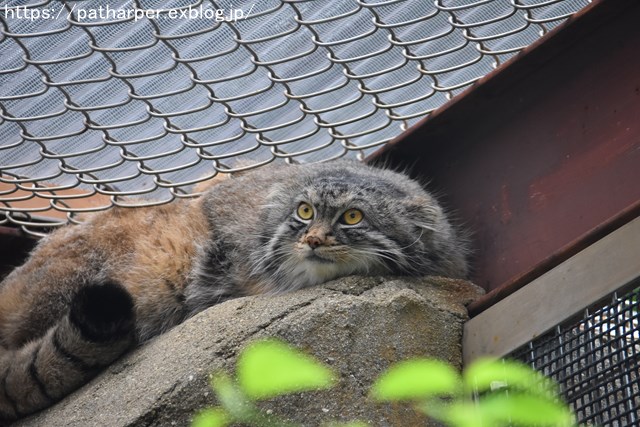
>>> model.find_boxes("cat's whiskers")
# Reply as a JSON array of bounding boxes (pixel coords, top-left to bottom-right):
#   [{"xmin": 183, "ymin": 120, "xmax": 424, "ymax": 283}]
[
  {"xmin": 415, "ymin": 222, "xmax": 438, "ymax": 233},
  {"xmin": 351, "ymin": 246, "xmax": 415, "ymax": 274},
  {"xmin": 265, "ymin": 245, "xmax": 371, "ymax": 292},
  {"xmin": 400, "ymin": 228, "xmax": 425, "ymax": 251},
  {"xmin": 344, "ymin": 251, "xmax": 382, "ymax": 275},
  {"xmin": 249, "ymin": 244, "xmax": 294, "ymax": 274},
  {"xmin": 352, "ymin": 247, "xmax": 399, "ymax": 266}
]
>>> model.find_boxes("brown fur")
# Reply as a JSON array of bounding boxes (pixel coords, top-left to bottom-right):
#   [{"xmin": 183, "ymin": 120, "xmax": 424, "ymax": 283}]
[
  {"xmin": 0, "ymin": 199, "xmax": 208, "ymax": 349},
  {"xmin": 0, "ymin": 197, "xmax": 210, "ymax": 423}
]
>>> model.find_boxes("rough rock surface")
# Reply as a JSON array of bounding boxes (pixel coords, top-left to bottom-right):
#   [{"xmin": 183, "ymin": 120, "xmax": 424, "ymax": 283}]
[{"xmin": 18, "ymin": 276, "xmax": 483, "ymax": 427}]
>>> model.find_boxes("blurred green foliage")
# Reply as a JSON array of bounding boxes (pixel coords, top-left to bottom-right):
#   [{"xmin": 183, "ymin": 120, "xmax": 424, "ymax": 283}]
[{"xmin": 193, "ymin": 338, "xmax": 574, "ymax": 427}]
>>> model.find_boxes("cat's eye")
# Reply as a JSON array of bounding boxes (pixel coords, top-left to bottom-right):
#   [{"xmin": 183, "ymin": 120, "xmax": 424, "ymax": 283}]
[
  {"xmin": 297, "ymin": 202, "xmax": 314, "ymax": 220},
  {"xmin": 341, "ymin": 208, "xmax": 363, "ymax": 225}
]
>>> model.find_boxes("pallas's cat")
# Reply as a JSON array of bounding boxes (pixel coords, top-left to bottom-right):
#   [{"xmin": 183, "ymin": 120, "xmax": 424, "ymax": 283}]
[{"xmin": 0, "ymin": 161, "xmax": 468, "ymax": 422}]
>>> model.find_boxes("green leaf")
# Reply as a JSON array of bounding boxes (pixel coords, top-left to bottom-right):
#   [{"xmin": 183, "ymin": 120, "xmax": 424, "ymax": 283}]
[
  {"xmin": 210, "ymin": 372, "xmax": 252, "ymax": 419},
  {"xmin": 192, "ymin": 408, "xmax": 229, "ymax": 427},
  {"xmin": 371, "ymin": 359, "xmax": 461, "ymax": 401},
  {"xmin": 422, "ymin": 401, "xmax": 488, "ymax": 427},
  {"xmin": 237, "ymin": 339, "xmax": 335, "ymax": 399},
  {"xmin": 420, "ymin": 395, "xmax": 573, "ymax": 427},
  {"xmin": 463, "ymin": 358, "xmax": 556, "ymax": 397},
  {"xmin": 480, "ymin": 393, "xmax": 574, "ymax": 426}
]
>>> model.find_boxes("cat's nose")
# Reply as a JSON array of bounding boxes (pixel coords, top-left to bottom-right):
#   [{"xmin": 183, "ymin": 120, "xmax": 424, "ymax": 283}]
[{"xmin": 305, "ymin": 235, "xmax": 323, "ymax": 249}]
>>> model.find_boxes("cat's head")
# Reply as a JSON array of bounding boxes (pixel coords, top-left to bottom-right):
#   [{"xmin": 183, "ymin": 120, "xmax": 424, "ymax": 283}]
[{"xmin": 250, "ymin": 162, "xmax": 468, "ymax": 292}]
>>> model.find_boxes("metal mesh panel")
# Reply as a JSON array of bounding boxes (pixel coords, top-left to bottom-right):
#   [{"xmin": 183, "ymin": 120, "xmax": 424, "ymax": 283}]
[
  {"xmin": 1, "ymin": 0, "xmax": 590, "ymax": 236},
  {"xmin": 509, "ymin": 285, "xmax": 640, "ymax": 427}
]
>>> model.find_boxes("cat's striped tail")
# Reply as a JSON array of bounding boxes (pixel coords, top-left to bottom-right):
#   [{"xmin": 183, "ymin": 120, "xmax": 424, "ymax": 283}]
[{"xmin": 0, "ymin": 283, "xmax": 136, "ymax": 424}]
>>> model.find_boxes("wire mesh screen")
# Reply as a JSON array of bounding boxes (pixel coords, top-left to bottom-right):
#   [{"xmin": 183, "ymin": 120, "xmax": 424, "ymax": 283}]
[
  {"xmin": 509, "ymin": 285, "xmax": 640, "ymax": 427},
  {"xmin": 1, "ymin": 0, "xmax": 590, "ymax": 236}
]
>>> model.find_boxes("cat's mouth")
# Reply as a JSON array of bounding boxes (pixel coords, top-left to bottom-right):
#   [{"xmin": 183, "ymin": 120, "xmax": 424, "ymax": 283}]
[{"xmin": 305, "ymin": 252, "xmax": 335, "ymax": 264}]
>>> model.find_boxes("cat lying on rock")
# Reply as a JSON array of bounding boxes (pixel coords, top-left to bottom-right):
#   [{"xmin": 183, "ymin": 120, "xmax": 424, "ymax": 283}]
[{"xmin": 0, "ymin": 161, "xmax": 468, "ymax": 422}]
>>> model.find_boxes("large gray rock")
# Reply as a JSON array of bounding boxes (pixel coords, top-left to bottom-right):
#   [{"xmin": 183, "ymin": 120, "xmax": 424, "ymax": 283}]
[{"xmin": 18, "ymin": 276, "xmax": 483, "ymax": 427}]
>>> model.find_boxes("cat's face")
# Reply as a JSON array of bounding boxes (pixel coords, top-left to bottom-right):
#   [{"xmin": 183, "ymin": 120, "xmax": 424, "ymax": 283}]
[{"xmin": 250, "ymin": 164, "xmax": 447, "ymax": 292}]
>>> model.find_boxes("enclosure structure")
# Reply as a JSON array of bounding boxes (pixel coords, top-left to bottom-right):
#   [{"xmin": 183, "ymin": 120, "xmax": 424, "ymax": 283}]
[
  {"xmin": 370, "ymin": 0, "xmax": 640, "ymax": 424},
  {"xmin": 1, "ymin": 0, "xmax": 639, "ymax": 425}
]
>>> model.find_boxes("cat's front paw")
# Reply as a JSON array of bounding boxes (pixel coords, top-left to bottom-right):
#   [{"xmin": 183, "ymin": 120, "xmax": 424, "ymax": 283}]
[{"xmin": 69, "ymin": 282, "xmax": 135, "ymax": 343}]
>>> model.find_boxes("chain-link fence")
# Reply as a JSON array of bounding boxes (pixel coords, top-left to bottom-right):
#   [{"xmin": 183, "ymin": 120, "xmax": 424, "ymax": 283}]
[{"xmin": 1, "ymin": 0, "xmax": 590, "ymax": 236}]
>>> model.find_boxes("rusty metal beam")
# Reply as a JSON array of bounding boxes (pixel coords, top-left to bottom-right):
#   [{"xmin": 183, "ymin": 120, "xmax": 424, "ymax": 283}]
[{"xmin": 368, "ymin": 0, "xmax": 640, "ymax": 315}]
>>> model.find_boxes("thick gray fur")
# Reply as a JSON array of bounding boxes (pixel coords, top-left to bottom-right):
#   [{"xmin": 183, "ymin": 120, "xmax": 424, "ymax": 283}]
[{"xmin": 186, "ymin": 161, "xmax": 469, "ymax": 314}]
